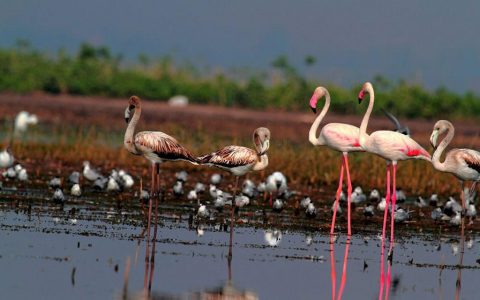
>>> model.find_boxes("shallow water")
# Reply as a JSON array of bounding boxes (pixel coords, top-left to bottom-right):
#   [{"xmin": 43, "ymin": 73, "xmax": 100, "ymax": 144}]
[{"xmin": 0, "ymin": 197, "xmax": 478, "ymax": 300}]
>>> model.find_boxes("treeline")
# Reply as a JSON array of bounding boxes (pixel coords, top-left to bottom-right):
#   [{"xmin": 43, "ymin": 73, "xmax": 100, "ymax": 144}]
[{"xmin": 0, "ymin": 41, "xmax": 479, "ymax": 119}]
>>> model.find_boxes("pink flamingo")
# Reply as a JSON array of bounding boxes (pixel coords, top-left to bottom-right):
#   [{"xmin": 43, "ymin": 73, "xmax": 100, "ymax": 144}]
[
  {"xmin": 357, "ymin": 82, "xmax": 430, "ymax": 299},
  {"xmin": 430, "ymin": 120, "xmax": 480, "ymax": 209},
  {"xmin": 309, "ymin": 86, "xmax": 363, "ymax": 235}
]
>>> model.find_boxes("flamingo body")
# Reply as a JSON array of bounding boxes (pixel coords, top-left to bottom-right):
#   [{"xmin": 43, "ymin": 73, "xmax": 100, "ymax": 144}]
[
  {"xmin": 362, "ymin": 130, "xmax": 430, "ymax": 162},
  {"xmin": 317, "ymin": 123, "xmax": 362, "ymax": 152},
  {"xmin": 199, "ymin": 145, "xmax": 263, "ymax": 176}
]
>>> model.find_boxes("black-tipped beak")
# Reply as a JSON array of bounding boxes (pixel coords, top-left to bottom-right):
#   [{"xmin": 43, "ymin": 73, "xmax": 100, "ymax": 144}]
[
  {"xmin": 125, "ymin": 118, "xmax": 130, "ymax": 124},
  {"xmin": 310, "ymin": 106, "xmax": 317, "ymax": 114},
  {"xmin": 358, "ymin": 98, "xmax": 363, "ymax": 104}
]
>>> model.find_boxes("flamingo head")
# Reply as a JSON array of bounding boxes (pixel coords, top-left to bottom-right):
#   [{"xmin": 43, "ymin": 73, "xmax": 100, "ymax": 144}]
[
  {"xmin": 358, "ymin": 82, "xmax": 373, "ymax": 104},
  {"xmin": 254, "ymin": 127, "xmax": 271, "ymax": 155},
  {"xmin": 309, "ymin": 86, "xmax": 327, "ymax": 114},
  {"xmin": 430, "ymin": 120, "xmax": 452, "ymax": 149},
  {"xmin": 125, "ymin": 96, "xmax": 140, "ymax": 123}
]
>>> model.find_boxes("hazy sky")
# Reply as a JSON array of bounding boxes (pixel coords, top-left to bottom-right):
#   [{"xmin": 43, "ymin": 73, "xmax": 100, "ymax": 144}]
[{"xmin": 1, "ymin": 0, "xmax": 479, "ymax": 92}]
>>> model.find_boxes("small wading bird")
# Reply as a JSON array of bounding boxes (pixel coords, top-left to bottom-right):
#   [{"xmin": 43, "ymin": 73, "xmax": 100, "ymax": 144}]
[
  {"xmin": 198, "ymin": 127, "xmax": 270, "ymax": 257},
  {"xmin": 357, "ymin": 82, "xmax": 431, "ymax": 293},
  {"xmin": 124, "ymin": 96, "xmax": 198, "ymax": 246},
  {"xmin": 382, "ymin": 109, "xmax": 410, "ymax": 136},
  {"xmin": 430, "ymin": 120, "xmax": 480, "ymax": 210},
  {"xmin": 309, "ymin": 86, "xmax": 363, "ymax": 236}
]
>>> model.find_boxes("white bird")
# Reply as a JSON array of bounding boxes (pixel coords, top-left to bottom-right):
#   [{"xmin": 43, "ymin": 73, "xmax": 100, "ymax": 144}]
[
  {"xmin": 431, "ymin": 208, "xmax": 443, "ymax": 221},
  {"xmin": 444, "ymin": 197, "xmax": 463, "ymax": 216},
  {"xmin": 119, "ymin": 170, "xmax": 134, "ymax": 189},
  {"xmin": 214, "ymin": 196, "xmax": 226, "ymax": 211},
  {"xmin": 429, "ymin": 194, "xmax": 439, "ymax": 206},
  {"xmin": 264, "ymin": 229, "xmax": 282, "ymax": 247},
  {"xmin": 305, "ymin": 203, "xmax": 317, "ymax": 218},
  {"xmin": 187, "ymin": 190, "xmax": 197, "ymax": 201},
  {"xmin": 369, "ymin": 189, "xmax": 381, "ymax": 202},
  {"xmin": 257, "ymin": 182, "xmax": 266, "ymax": 193},
  {"xmin": 93, "ymin": 177, "xmax": 108, "ymax": 190},
  {"xmin": 415, "ymin": 196, "xmax": 428, "ymax": 208},
  {"xmin": 48, "ymin": 177, "xmax": 62, "ymax": 189},
  {"xmin": 331, "ymin": 200, "xmax": 343, "ymax": 214},
  {"xmin": 175, "ymin": 170, "xmax": 188, "ymax": 182},
  {"xmin": 14, "ymin": 111, "xmax": 38, "ymax": 135},
  {"xmin": 52, "ymin": 188, "xmax": 65, "ymax": 203},
  {"xmin": 395, "ymin": 189, "xmax": 407, "ymax": 203},
  {"xmin": 71, "ymin": 184, "xmax": 81, "ymax": 196},
  {"xmin": 394, "ymin": 207, "xmax": 410, "ymax": 223},
  {"xmin": 173, "ymin": 181, "xmax": 184, "ymax": 197},
  {"xmin": 194, "ymin": 182, "xmax": 206, "ymax": 193},
  {"xmin": 0, "ymin": 148, "xmax": 14, "ymax": 169},
  {"xmin": 68, "ymin": 171, "xmax": 80, "ymax": 184},
  {"xmin": 300, "ymin": 196, "xmax": 312, "ymax": 209},
  {"xmin": 209, "ymin": 184, "xmax": 221, "ymax": 199},
  {"xmin": 107, "ymin": 177, "xmax": 121, "ymax": 192},
  {"xmin": 377, "ymin": 197, "xmax": 387, "ymax": 212},
  {"xmin": 351, "ymin": 186, "xmax": 367, "ymax": 204},
  {"xmin": 272, "ymin": 199, "xmax": 284, "ymax": 212},
  {"xmin": 4, "ymin": 167, "xmax": 16, "ymax": 179},
  {"xmin": 17, "ymin": 168, "xmax": 28, "ymax": 181},
  {"xmin": 83, "ymin": 161, "xmax": 103, "ymax": 181},
  {"xmin": 235, "ymin": 195, "xmax": 250, "ymax": 208},
  {"xmin": 449, "ymin": 211, "xmax": 462, "ymax": 226},
  {"xmin": 197, "ymin": 204, "xmax": 209, "ymax": 218},
  {"xmin": 210, "ymin": 173, "xmax": 222, "ymax": 185},
  {"xmin": 364, "ymin": 204, "xmax": 375, "ymax": 217}
]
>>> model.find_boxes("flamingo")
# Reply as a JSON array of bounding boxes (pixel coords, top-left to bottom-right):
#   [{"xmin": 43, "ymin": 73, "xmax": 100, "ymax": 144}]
[
  {"xmin": 357, "ymin": 82, "xmax": 430, "ymax": 298},
  {"xmin": 124, "ymin": 95, "xmax": 198, "ymax": 251},
  {"xmin": 430, "ymin": 120, "xmax": 480, "ymax": 210},
  {"xmin": 309, "ymin": 86, "xmax": 363, "ymax": 235},
  {"xmin": 198, "ymin": 127, "xmax": 270, "ymax": 257}
]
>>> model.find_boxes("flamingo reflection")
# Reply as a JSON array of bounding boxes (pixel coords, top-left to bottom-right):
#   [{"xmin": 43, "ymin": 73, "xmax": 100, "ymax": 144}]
[
  {"xmin": 329, "ymin": 235, "xmax": 351, "ymax": 300},
  {"xmin": 454, "ymin": 216, "xmax": 465, "ymax": 300}
]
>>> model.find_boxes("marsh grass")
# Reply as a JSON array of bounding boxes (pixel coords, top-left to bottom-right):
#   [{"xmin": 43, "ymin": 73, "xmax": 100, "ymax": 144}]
[{"xmin": 2, "ymin": 121, "xmax": 463, "ymax": 198}]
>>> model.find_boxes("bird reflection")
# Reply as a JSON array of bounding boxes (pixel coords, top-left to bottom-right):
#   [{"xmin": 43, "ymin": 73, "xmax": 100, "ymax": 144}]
[
  {"xmin": 329, "ymin": 235, "xmax": 351, "ymax": 300},
  {"xmin": 454, "ymin": 216, "xmax": 465, "ymax": 300}
]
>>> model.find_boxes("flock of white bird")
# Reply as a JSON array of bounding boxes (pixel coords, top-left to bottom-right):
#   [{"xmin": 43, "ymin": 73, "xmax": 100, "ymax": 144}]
[{"xmin": 0, "ymin": 108, "xmax": 477, "ymax": 231}]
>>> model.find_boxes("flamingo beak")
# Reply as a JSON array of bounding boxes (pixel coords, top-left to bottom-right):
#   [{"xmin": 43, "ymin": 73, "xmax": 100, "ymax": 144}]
[
  {"xmin": 309, "ymin": 94, "xmax": 318, "ymax": 114},
  {"xmin": 124, "ymin": 106, "xmax": 132, "ymax": 123},
  {"xmin": 258, "ymin": 139, "xmax": 270, "ymax": 156},
  {"xmin": 358, "ymin": 90, "xmax": 365, "ymax": 104},
  {"xmin": 430, "ymin": 130, "xmax": 439, "ymax": 149}
]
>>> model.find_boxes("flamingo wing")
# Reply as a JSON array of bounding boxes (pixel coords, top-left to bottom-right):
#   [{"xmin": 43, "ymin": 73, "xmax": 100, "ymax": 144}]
[
  {"xmin": 198, "ymin": 145, "xmax": 257, "ymax": 168},
  {"xmin": 369, "ymin": 131, "xmax": 430, "ymax": 160},
  {"xmin": 457, "ymin": 149, "xmax": 480, "ymax": 173},
  {"xmin": 135, "ymin": 131, "xmax": 197, "ymax": 163}
]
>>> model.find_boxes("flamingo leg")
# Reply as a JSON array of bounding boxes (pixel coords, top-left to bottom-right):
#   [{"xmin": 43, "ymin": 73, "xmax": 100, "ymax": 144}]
[
  {"xmin": 336, "ymin": 237, "xmax": 351, "ymax": 300},
  {"xmin": 379, "ymin": 163, "xmax": 391, "ymax": 300},
  {"xmin": 343, "ymin": 153, "xmax": 352, "ymax": 236},
  {"xmin": 389, "ymin": 162, "xmax": 397, "ymax": 260},
  {"xmin": 228, "ymin": 176, "xmax": 240, "ymax": 260},
  {"xmin": 329, "ymin": 235, "xmax": 336, "ymax": 300},
  {"xmin": 331, "ymin": 159, "xmax": 345, "ymax": 235},
  {"xmin": 460, "ymin": 181, "xmax": 466, "ymax": 211},
  {"xmin": 385, "ymin": 262, "xmax": 392, "ymax": 300},
  {"xmin": 469, "ymin": 181, "xmax": 477, "ymax": 200},
  {"xmin": 152, "ymin": 163, "xmax": 160, "ymax": 257},
  {"xmin": 145, "ymin": 162, "xmax": 155, "ymax": 262}
]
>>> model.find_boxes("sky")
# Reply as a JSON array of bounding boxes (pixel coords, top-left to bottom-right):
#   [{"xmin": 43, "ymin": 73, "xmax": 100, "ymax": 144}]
[{"xmin": 1, "ymin": 0, "xmax": 479, "ymax": 92}]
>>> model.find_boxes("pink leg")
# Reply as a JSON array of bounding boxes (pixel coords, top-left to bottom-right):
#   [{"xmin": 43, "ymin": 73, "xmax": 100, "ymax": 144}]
[
  {"xmin": 385, "ymin": 262, "xmax": 392, "ymax": 300},
  {"xmin": 336, "ymin": 237, "xmax": 351, "ymax": 300},
  {"xmin": 330, "ymin": 235, "xmax": 336, "ymax": 300},
  {"xmin": 343, "ymin": 154, "xmax": 353, "ymax": 236},
  {"xmin": 379, "ymin": 163, "xmax": 391, "ymax": 300},
  {"xmin": 331, "ymin": 159, "xmax": 345, "ymax": 235},
  {"xmin": 389, "ymin": 163, "xmax": 397, "ymax": 258}
]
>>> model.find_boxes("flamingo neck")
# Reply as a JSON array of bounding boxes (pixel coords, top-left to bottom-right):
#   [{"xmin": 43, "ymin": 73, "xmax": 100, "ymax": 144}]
[
  {"xmin": 253, "ymin": 154, "xmax": 269, "ymax": 171},
  {"xmin": 124, "ymin": 105, "xmax": 141, "ymax": 155},
  {"xmin": 432, "ymin": 123, "xmax": 454, "ymax": 172},
  {"xmin": 308, "ymin": 90, "xmax": 330, "ymax": 146},
  {"xmin": 359, "ymin": 85, "xmax": 375, "ymax": 147}
]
